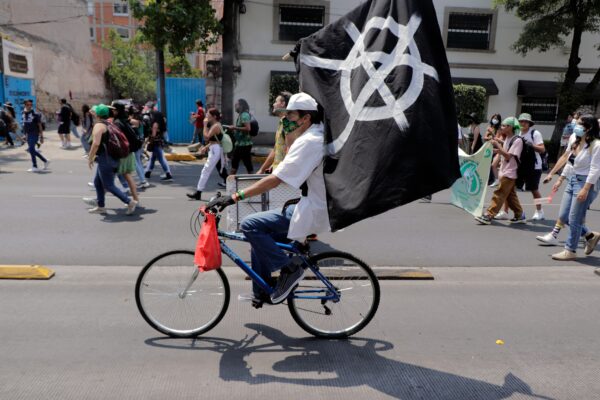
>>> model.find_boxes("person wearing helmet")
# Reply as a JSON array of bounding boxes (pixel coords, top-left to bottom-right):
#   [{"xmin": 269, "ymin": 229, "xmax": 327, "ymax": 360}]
[{"xmin": 207, "ymin": 92, "xmax": 330, "ymax": 305}]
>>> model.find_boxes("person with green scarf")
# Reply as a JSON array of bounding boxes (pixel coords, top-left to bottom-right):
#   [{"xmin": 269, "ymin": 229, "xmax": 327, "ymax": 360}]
[{"xmin": 476, "ymin": 117, "xmax": 526, "ymax": 225}]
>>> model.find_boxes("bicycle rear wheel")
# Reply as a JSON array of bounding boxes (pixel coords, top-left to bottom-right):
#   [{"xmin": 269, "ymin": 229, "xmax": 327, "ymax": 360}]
[
  {"xmin": 288, "ymin": 251, "xmax": 380, "ymax": 338},
  {"xmin": 135, "ymin": 250, "xmax": 230, "ymax": 338}
]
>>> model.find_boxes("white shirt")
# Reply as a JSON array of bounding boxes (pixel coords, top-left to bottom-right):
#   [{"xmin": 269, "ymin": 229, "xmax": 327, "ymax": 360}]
[
  {"xmin": 562, "ymin": 139, "xmax": 600, "ymax": 186},
  {"xmin": 520, "ymin": 128, "xmax": 544, "ymax": 170},
  {"xmin": 273, "ymin": 123, "xmax": 331, "ymax": 240}
]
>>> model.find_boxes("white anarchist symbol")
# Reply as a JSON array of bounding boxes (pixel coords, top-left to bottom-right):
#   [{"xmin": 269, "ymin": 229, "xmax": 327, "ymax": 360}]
[{"xmin": 300, "ymin": 13, "xmax": 439, "ymax": 155}]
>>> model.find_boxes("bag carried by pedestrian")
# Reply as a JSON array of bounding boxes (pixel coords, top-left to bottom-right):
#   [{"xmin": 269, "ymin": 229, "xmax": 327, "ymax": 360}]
[
  {"xmin": 194, "ymin": 207, "xmax": 222, "ymax": 271},
  {"xmin": 515, "ymin": 136, "xmax": 536, "ymax": 179},
  {"xmin": 218, "ymin": 128, "xmax": 233, "ymax": 154},
  {"xmin": 101, "ymin": 121, "xmax": 130, "ymax": 159},
  {"xmin": 249, "ymin": 114, "xmax": 260, "ymax": 137}
]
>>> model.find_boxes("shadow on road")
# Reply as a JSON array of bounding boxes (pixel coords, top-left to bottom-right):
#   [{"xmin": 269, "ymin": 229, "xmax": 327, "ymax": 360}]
[
  {"xmin": 144, "ymin": 323, "xmax": 554, "ymax": 400},
  {"xmin": 98, "ymin": 206, "xmax": 157, "ymax": 222}
]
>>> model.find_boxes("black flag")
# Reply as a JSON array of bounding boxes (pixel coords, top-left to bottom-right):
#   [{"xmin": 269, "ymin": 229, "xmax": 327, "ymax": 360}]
[{"xmin": 295, "ymin": 0, "xmax": 460, "ymax": 231}]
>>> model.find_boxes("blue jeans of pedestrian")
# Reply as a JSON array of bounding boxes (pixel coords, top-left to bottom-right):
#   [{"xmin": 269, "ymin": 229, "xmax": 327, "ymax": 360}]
[
  {"xmin": 26, "ymin": 133, "xmax": 47, "ymax": 168},
  {"xmin": 134, "ymin": 148, "xmax": 146, "ymax": 183},
  {"xmin": 240, "ymin": 205, "xmax": 295, "ymax": 296},
  {"xmin": 145, "ymin": 146, "xmax": 171, "ymax": 174},
  {"xmin": 558, "ymin": 175, "xmax": 597, "ymax": 252},
  {"xmin": 70, "ymin": 122, "xmax": 80, "ymax": 139},
  {"xmin": 94, "ymin": 152, "xmax": 130, "ymax": 208}
]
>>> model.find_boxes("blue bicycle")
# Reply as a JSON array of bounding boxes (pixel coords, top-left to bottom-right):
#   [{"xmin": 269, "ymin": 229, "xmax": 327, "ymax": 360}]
[{"xmin": 135, "ymin": 202, "xmax": 380, "ymax": 339}]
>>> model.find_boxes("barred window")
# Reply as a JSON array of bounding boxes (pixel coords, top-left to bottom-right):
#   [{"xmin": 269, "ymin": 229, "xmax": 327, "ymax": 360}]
[
  {"xmin": 116, "ymin": 27, "xmax": 130, "ymax": 40},
  {"xmin": 278, "ymin": 4, "xmax": 325, "ymax": 42},
  {"xmin": 447, "ymin": 12, "xmax": 493, "ymax": 50},
  {"xmin": 87, "ymin": 0, "xmax": 94, "ymax": 16},
  {"xmin": 520, "ymin": 97, "xmax": 558, "ymax": 124},
  {"xmin": 113, "ymin": 0, "xmax": 129, "ymax": 16}
]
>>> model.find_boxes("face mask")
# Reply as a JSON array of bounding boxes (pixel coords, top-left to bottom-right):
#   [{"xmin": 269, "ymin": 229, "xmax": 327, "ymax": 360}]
[
  {"xmin": 574, "ymin": 125, "xmax": 585, "ymax": 137},
  {"xmin": 491, "ymin": 119, "xmax": 499, "ymax": 125}
]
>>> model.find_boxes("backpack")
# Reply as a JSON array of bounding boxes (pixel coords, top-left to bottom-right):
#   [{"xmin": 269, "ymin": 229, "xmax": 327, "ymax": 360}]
[
  {"xmin": 71, "ymin": 110, "xmax": 80, "ymax": 126},
  {"xmin": 141, "ymin": 113, "xmax": 152, "ymax": 138},
  {"xmin": 0, "ymin": 111, "xmax": 8, "ymax": 136},
  {"xmin": 101, "ymin": 121, "xmax": 130, "ymax": 159},
  {"xmin": 515, "ymin": 133, "xmax": 537, "ymax": 179},
  {"xmin": 115, "ymin": 119, "xmax": 143, "ymax": 152},
  {"xmin": 249, "ymin": 113, "xmax": 259, "ymax": 137}
]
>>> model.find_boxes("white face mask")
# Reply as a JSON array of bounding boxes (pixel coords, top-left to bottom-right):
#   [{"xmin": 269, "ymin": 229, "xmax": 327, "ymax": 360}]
[{"xmin": 491, "ymin": 119, "xmax": 499, "ymax": 125}]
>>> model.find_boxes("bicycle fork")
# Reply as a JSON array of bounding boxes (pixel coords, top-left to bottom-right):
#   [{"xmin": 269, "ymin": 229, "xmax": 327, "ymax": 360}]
[{"xmin": 179, "ymin": 268, "xmax": 200, "ymax": 299}]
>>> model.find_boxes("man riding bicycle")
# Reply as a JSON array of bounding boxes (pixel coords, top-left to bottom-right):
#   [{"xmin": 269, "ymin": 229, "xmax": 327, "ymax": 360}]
[{"xmin": 208, "ymin": 93, "xmax": 330, "ymax": 305}]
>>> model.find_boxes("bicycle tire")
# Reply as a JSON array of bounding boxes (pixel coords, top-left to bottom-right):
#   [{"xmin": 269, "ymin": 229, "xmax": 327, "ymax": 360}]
[
  {"xmin": 135, "ymin": 250, "xmax": 230, "ymax": 338},
  {"xmin": 288, "ymin": 251, "xmax": 380, "ymax": 339}
]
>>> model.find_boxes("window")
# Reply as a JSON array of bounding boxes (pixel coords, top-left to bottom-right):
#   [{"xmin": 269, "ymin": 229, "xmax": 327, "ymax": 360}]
[
  {"xmin": 113, "ymin": 0, "xmax": 129, "ymax": 16},
  {"xmin": 87, "ymin": 0, "xmax": 94, "ymax": 16},
  {"xmin": 446, "ymin": 11, "xmax": 495, "ymax": 50},
  {"xmin": 278, "ymin": 4, "xmax": 325, "ymax": 42},
  {"xmin": 520, "ymin": 97, "xmax": 558, "ymax": 124},
  {"xmin": 89, "ymin": 27, "xmax": 96, "ymax": 42},
  {"xmin": 116, "ymin": 27, "xmax": 130, "ymax": 40}
]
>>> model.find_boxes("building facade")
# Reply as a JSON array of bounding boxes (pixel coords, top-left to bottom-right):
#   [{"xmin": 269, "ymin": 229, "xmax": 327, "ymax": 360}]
[{"xmin": 233, "ymin": 0, "xmax": 599, "ymax": 138}]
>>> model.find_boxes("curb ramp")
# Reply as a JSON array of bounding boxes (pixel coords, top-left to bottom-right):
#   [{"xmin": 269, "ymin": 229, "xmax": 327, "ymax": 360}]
[{"xmin": 0, "ymin": 265, "xmax": 55, "ymax": 280}]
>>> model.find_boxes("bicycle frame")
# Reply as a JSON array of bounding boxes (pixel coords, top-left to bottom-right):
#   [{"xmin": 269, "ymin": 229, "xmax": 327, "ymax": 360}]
[{"xmin": 217, "ymin": 229, "xmax": 341, "ymax": 302}]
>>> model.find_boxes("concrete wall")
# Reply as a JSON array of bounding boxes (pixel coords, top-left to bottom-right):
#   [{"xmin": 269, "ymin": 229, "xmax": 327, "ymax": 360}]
[
  {"xmin": 1, "ymin": 0, "xmax": 107, "ymax": 117},
  {"xmin": 234, "ymin": 0, "xmax": 599, "ymax": 139}
]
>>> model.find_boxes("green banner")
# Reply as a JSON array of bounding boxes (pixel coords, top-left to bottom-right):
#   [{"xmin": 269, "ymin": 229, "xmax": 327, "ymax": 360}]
[{"xmin": 450, "ymin": 142, "xmax": 493, "ymax": 216}]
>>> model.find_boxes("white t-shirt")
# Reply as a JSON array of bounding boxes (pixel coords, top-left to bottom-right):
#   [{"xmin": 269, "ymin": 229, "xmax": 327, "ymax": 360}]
[
  {"xmin": 520, "ymin": 128, "xmax": 544, "ymax": 170},
  {"xmin": 562, "ymin": 138, "xmax": 600, "ymax": 186},
  {"xmin": 273, "ymin": 123, "xmax": 331, "ymax": 240}
]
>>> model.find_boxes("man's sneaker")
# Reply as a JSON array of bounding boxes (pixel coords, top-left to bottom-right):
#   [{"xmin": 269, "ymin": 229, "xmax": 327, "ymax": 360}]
[
  {"xmin": 27, "ymin": 167, "xmax": 41, "ymax": 172},
  {"xmin": 138, "ymin": 181, "xmax": 151, "ymax": 189},
  {"xmin": 126, "ymin": 199, "xmax": 138, "ymax": 215},
  {"xmin": 82, "ymin": 197, "xmax": 98, "ymax": 207},
  {"xmin": 87, "ymin": 181, "xmax": 95, "ymax": 187},
  {"xmin": 270, "ymin": 264, "xmax": 305, "ymax": 304},
  {"xmin": 88, "ymin": 206, "xmax": 107, "ymax": 214},
  {"xmin": 475, "ymin": 214, "xmax": 492, "ymax": 225},
  {"xmin": 510, "ymin": 215, "xmax": 527, "ymax": 224},
  {"xmin": 43, "ymin": 160, "xmax": 51, "ymax": 170},
  {"xmin": 489, "ymin": 180, "xmax": 499, "ymax": 187},
  {"xmin": 144, "ymin": 171, "xmax": 151, "ymax": 179},
  {"xmin": 238, "ymin": 292, "xmax": 272, "ymax": 308},
  {"xmin": 584, "ymin": 231, "xmax": 600, "ymax": 255},
  {"xmin": 160, "ymin": 173, "xmax": 173, "ymax": 182},
  {"xmin": 494, "ymin": 210, "xmax": 509, "ymax": 220},
  {"xmin": 531, "ymin": 210, "xmax": 545, "ymax": 221},
  {"xmin": 536, "ymin": 232, "xmax": 559, "ymax": 246},
  {"xmin": 551, "ymin": 249, "xmax": 576, "ymax": 261}
]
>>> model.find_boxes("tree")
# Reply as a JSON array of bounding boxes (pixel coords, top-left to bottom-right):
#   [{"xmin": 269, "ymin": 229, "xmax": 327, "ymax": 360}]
[
  {"xmin": 495, "ymin": 0, "xmax": 600, "ymax": 156},
  {"xmin": 130, "ymin": 0, "xmax": 221, "ymax": 115},
  {"xmin": 453, "ymin": 84, "xmax": 487, "ymax": 127},
  {"xmin": 103, "ymin": 30, "xmax": 156, "ymax": 102}
]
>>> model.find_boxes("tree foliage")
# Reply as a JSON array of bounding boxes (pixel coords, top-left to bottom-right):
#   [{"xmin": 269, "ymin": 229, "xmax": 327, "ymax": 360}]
[
  {"xmin": 165, "ymin": 53, "xmax": 202, "ymax": 77},
  {"xmin": 453, "ymin": 85, "xmax": 487, "ymax": 127},
  {"xmin": 130, "ymin": 0, "xmax": 221, "ymax": 57},
  {"xmin": 269, "ymin": 74, "xmax": 300, "ymax": 108},
  {"xmin": 103, "ymin": 30, "xmax": 156, "ymax": 102}
]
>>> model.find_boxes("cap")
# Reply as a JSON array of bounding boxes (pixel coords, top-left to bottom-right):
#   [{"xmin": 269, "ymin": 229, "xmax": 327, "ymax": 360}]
[
  {"xmin": 92, "ymin": 104, "xmax": 113, "ymax": 119},
  {"xmin": 517, "ymin": 113, "xmax": 534, "ymax": 125},
  {"xmin": 286, "ymin": 93, "xmax": 318, "ymax": 112}
]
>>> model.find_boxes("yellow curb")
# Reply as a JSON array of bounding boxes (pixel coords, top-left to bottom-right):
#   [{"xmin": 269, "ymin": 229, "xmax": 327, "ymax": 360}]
[
  {"xmin": 165, "ymin": 153, "xmax": 197, "ymax": 161},
  {"xmin": 0, "ymin": 265, "xmax": 55, "ymax": 280},
  {"xmin": 245, "ymin": 268, "xmax": 433, "ymax": 281}
]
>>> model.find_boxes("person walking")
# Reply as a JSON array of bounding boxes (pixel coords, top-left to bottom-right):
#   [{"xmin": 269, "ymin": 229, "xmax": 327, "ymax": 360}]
[
  {"xmin": 21, "ymin": 99, "xmax": 49, "ymax": 172},
  {"xmin": 517, "ymin": 113, "xmax": 546, "ymax": 221},
  {"xmin": 548, "ymin": 115, "xmax": 600, "ymax": 261},
  {"xmin": 560, "ymin": 112, "xmax": 576, "ymax": 158},
  {"xmin": 81, "ymin": 104, "xmax": 94, "ymax": 155},
  {"xmin": 127, "ymin": 106, "xmax": 150, "ymax": 189},
  {"xmin": 112, "ymin": 103, "xmax": 140, "ymax": 204},
  {"xmin": 144, "ymin": 110, "xmax": 173, "ymax": 182},
  {"xmin": 467, "ymin": 113, "xmax": 482, "ymax": 155},
  {"xmin": 190, "ymin": 99, "xmax": 205, "ymax": 145},
  {"xmin": 187, "ymin": 108, "xmax": 228, "ymax": 200},
  {"xmin": 257, "ymin": 92, "xmax": 298, "ymax": 174},
  {"xmin": 57, "ymin": 98, "xmax": 72, "ymax": 149},
  {"xmin": 86, "ymin": 104, "xmax": 137, "ymax": 215},
  {"xmin": 1, "ymin": 105, "xmax": 16, "ymax": 147},
  {"xmin": 485, "ymin": 113, "xmax": 502, "ymax": 187},
  {"xmin": 475, "ymin": 117, "xmax": 525, "ymax": 225},
  {"xmin": 225, "ymin": 99, "xmax": 254, "ymax": 175}
]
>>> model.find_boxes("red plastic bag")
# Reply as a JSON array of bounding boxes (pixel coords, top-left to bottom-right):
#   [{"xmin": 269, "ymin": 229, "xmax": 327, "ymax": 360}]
[{"xmin": 194, "ymin": 208, "xmax": 222, "ymax": 271}]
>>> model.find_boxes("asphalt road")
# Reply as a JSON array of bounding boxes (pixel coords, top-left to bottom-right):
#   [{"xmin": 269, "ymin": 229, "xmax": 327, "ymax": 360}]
[
  {"xmin": 1, "ymin": 266, "xmax": 598, "ymax": 400},
  {"xmin": 1, "ymin": 133, "xmax": 600, "ymax": 267}
]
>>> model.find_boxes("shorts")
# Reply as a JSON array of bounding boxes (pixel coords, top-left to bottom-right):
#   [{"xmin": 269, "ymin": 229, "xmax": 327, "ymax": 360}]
[{"xmin": 517, "ymin": 169, "xmax": 542, "ymax": 192}]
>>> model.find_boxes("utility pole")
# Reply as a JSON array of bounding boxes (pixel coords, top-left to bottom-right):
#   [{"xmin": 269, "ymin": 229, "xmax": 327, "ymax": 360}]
[
  {"xmin": 156, "ymin": 0, "xmax": 167, "ymax": 117},
  {"xmin": 221, "ymin": 0, "xmax": 238, "ymax": 124}
]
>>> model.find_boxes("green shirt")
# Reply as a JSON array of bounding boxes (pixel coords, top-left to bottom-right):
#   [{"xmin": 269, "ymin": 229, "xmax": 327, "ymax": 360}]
[
  {"xmin": 234, "ymin": 111, "xmax": 253, "ymax": 147},
  {"xmin": 273, "ymin": 117, "xmax": 297, "ymax": 170}
]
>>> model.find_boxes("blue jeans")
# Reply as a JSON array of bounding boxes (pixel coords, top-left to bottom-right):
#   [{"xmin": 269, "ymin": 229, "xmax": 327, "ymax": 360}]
[
  {"xmin": 94, "ymin": 152, "xmax": 130, "ymax": 208},
  {"xmin": 134, "ymin": 148, "xmax": 146, "ymax": 183},
  {"xmin": 26, "ymin": 133, "xmax": 47, "ymax": 168},
  {"xmin": 70, "ymin": 122, "xmax": 81, "ymax": 139},
  {"xmin": 145, "ymin": 146, "xmax": 171, "ymax": 174},
  {"xmin": 558, "ymin": 175, "xmax": 597, "ymax": 252},
  {"xmin": 81, "ymin": 133, "xmax": 91, "ymax": 153},
  {"xmin": 240, "ymin": 205, "xmax": 295, "ymax": 296}
]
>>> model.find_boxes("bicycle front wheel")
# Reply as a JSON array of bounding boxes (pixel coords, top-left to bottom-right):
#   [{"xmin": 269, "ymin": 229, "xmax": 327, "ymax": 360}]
[
  {"xmin": 135, "ymin": 250, "xmax": 230, "ymax": 338},
  {"xmin": 288, "ymin": 251, "xmax": 380, "ymax": 338}
]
